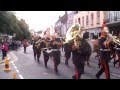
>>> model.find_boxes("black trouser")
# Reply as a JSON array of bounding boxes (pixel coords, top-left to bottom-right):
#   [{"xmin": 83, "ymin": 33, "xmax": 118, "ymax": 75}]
[
  {"xmin": 96, "ymin": 59, "xmax": 110, "ymax": 79},
  {"xmin": 43, "ymin": 51, "xmax": 49, "ymax": 67},
  {"xmin": 72, "ymin": 55, "xmax": 85, "ymax": 79},
  {"xmin": 73, "ymin": 62, "xmax": 85, "ymax": 79},
  {"xmin": 114, "ymin": 54, "xmax": 120, "ymax": 67},
  {"xmin": 24, "ymin": 45, "xmax": 26, "ymax": 53},
  {"xmin": 64, "ymin": 51, "xmax": 71, "ymax": 66},
  {"xmin": 36, "ymin": 50, "xmax": 41, "ymax": 62},
  {"xmin": 2, "ymin": 49, "xmax": 7, "ymax": 60},
  {"xmin": 52, "ymin": 51, "xmax": 60, "ymax": 73},
  {"xmin": 33, "ymin": 49, "xmax": 37, "ymax": 60}
]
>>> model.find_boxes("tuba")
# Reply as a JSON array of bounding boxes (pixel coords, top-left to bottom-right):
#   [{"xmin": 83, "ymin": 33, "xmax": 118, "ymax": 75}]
[{"xmin": 66, "ymin": 23, "xmax": 83, "ymax": 49}]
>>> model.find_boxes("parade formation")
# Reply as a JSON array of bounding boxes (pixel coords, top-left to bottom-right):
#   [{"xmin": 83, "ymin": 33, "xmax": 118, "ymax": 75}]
[
  {"xmin": 27, "ymin": 22, "xmax": 120, "ymax": 79},
  {"xmin": 0, "ymin": 11, "xmax": 120, "ymax": 79}
]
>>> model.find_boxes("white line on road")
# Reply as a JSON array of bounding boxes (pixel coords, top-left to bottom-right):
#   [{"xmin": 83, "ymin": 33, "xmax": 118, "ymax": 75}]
[
  {"xmin": 16, "ymin": 69, "xmax": 20, "ymax": 73},
  {"xmin": 19, "ymin": 74, "xmax": 24, "ymax": 79},
  {"xmin": 9, "ymin": 52, "xmax": 24, "ymax": 79},
  {"xmin": 9, "ymin": 52, "xmax": 18, "ymax": 62},
  {"xmin": 14, "ymin": 66, "xmax": 17, "ymax": 69}
]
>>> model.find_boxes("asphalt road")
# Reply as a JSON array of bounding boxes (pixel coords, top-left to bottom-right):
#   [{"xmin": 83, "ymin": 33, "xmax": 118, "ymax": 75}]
[{"xmin": 0, "ymin": 45, "xmax": 120, "ymax": 79}]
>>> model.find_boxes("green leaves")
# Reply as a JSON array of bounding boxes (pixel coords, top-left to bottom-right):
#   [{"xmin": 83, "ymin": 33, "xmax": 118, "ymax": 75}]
[{"xmin": 0, "ymin": 11, "xmax": 31, "ymax": 40}]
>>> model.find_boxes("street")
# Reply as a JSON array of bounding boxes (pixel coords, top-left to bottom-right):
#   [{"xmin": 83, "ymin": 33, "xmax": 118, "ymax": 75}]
[{"xmin": 0, "ymin": 45, "xmax": 120, "ymax": 79}]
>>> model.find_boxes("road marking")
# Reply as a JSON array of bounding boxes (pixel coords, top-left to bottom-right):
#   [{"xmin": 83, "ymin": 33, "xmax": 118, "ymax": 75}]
[
  {"xmin": 43, "ymin": 72, "xmax": 48, "ymax": 75},
  {"xmin": 9, "ymin": 52, "xmax": 18, "ymax": 62},
  {"xmin": 9, "ymin": 52, "xmax": 24, "ymax": 79},
  {"xmin": 16, "ymin": 69, "xmax": 20, "ymax": 73},
  {"xmin": 19, "ymin": 74, "xmax": 24, "ymax": 79},
  {"xmin": 14, "ymin": 66, "xmax": 17, "ymax": 69}
]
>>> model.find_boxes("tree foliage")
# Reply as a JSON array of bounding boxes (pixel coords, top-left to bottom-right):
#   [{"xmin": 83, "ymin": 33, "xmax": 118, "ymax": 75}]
[{"xmin": 0, "ymin": 11, "xmax": 31, "ymax": 40}]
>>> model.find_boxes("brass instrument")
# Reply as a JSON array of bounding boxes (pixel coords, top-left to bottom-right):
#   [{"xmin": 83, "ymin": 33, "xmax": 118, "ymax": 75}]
[
  {"xmin": 66, "ymin": 24, "xmax": 83, "ymax": 49},
  {"xmin": 103, "ymin": 27, "xmax": 120, "ymax": 46}
]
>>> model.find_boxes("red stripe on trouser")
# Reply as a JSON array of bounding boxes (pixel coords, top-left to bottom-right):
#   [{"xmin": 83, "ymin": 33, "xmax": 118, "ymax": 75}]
[
  {"xmin": 75, "ymin": 65, "xmax": 79, "ymax": 79},
  {"xmin": 101, "ymin": 60, "xmax": 109, "ymax": 79}
]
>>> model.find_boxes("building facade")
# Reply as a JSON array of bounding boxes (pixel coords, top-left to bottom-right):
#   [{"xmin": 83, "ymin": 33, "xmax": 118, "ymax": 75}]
[
  {"xmin": 54, "ymin": 16, "xmax": 62, "ymax": 36},
  {"xmin": 67, "ymin": 11, "xmax": 77, "ymax": 30},
  {"xmin": 60, "ymin": 11, "xmax": 68, "ymax": 37},
  {"xmin": 73, "ymin": 11, "xmax": 105, "ymax": 39},
  {"xmin": 105, "ymin": 11, "xmax": 120, "ymax": 36}
]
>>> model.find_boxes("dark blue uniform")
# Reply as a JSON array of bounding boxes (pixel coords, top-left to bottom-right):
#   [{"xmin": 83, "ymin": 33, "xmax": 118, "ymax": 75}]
[
  {"xmin": 51, "ymin": 40, "xmax": 61, "ymax": 74},
  {"xmin": 96, "ymin": 37, "xmax": 111, "ymax": 79},
  {"xmin": 113, "ymin": 44, "xmax": 120, "ymax": 67},
  {"xmin": 71, "ymin": 39, "xmax": 91, "ymax": 79},
  {"xmin": 64, "ymin": 42, "xmax": 71, "ymax": 67},
  {"xmin": 41, "ymin": 40, "xmax": 50, "ymax": 68}
]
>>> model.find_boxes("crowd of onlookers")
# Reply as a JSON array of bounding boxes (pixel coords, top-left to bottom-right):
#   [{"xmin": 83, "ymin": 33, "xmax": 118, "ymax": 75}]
[{"xmin": 0, "ymin": 39, "xmax": 23, "ymax": 60}]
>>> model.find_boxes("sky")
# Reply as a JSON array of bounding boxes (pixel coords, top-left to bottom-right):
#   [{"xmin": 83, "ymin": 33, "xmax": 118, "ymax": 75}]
[{"xmin": 15, "ymin": 11, "xmax": 72, "ymax": 32}]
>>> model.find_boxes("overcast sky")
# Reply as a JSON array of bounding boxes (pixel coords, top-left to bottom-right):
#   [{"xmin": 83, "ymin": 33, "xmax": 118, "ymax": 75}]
[{"xmin": 15, "ymin": 11, "xmax": 72, "ymax": 31}]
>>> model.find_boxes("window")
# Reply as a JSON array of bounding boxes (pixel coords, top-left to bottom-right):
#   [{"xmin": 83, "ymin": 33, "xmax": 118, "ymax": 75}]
[
  {"xmin": 91, "ymin": 13, "xmax": 94, "ymax": 25},
  {"xmin": 86, "ymin": 15, "xmax": 88, "ymax": 26},
  {"xmin": 82, "ymin": 17, "xmax": 84, "ymax": 27},
  {"xmin": 78, "ymin": 18, "xmax": 81, "ymax": 24},
  {"xmin": 97, "ymin": 11, "xmax": 100, "ymax": 24}
]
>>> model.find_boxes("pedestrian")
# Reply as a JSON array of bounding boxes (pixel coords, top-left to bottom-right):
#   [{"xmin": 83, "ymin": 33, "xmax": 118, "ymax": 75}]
[
  {"xmin": 96, "ymin": 27, "xmax": 112, "ymax": 79},
  {"xmin": 2, "ymin": 41, "xmax": 9, "ymax": 60}
]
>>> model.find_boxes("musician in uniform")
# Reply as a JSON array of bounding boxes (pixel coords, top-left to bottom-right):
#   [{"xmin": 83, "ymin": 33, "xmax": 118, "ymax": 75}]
[
  {"xmin": 41, "ymin": 38, "xmax": 50, "ymax": 68},
  {"xmin": 113, "ymin": 32, "xmax": 120, "ymax": 67},
  {"xmin": 50, "ymin": 36, "xmax": 62, "ymax": 74},
  {"xmin": 65, "ymin": 24, "xmax": 92, "ymax": 79},
  {"xmin": 96, "ymin": 27, "xmax": 112, "ymax": 79},
  {"xmin": 32, "ymin": 37, "xmax": 38, "ymax": 60},
  {"xmin": 35, "ymin": 37, "xmax": 42, "ymax": 63},
  {"xmin": 63, "ymin": 39, "xmax": 71, "ymax": 67}
]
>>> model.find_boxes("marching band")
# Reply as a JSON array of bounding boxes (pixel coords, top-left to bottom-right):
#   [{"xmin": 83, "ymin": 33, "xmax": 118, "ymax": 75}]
[{"xmin": 30, "ymin": 23, "xmax": 120, "ymax": 79}]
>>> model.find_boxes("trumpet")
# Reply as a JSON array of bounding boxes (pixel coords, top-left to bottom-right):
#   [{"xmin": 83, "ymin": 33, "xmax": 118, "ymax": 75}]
[{"xmin": 103, "ymin": 27, "xmax": 120, "ymax": 46}]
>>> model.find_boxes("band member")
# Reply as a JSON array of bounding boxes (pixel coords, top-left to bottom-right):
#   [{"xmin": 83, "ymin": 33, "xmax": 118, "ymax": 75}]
[
  {"xmin": 113, "ymin": 32, "xmax": 120, "ymax": 67},
  {"xmin": 50, "ymin": 36, "xmax": 62, "ymax": 74},
  {"xmin": 22, "ymin": 37, "xmax": 28, "ymax": 54},
  {"xmin": 96, "ymin": 28, "xmax": 112, "ymax": 79},
  {"xmin": 35, "ymin": 37, "xmax": 42, "ymax": 63},
  {"xmin": 32, "ymin": 37, "xmax": 37, "ymax": 60},
  {"xmin": 41, "ymin": 38, "xmax": 50, "ymax": 68},
  {"xmin": 71, "ymin": 35, "xmax": 91, "ymax": 79},
  {"xmin": 64, "ymin": 40, "xmax": 71, "ymax": 67}
]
